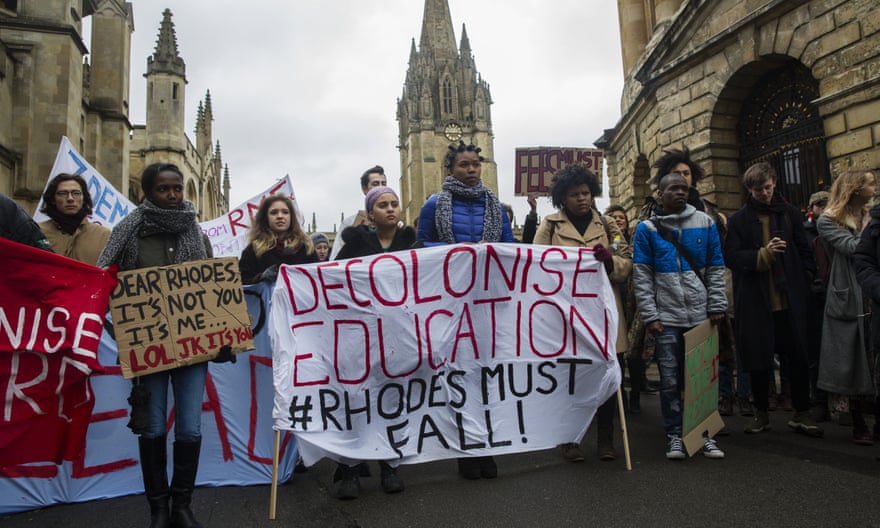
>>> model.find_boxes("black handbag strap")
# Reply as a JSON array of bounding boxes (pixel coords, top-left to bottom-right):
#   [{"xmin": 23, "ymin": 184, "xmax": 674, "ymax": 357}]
[{"xmin": 651, "ymin": 216, "xmax": 707, "ymax": 287}]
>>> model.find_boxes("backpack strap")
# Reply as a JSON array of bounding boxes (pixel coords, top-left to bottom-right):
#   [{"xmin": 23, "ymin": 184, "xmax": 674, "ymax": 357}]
[{"xmin": 651, "ymin": 216, "xmax": 708, "ymax": 287}]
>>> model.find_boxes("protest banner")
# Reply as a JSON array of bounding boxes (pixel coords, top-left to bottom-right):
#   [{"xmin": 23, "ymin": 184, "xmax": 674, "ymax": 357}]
[
  {"xmin": 109, "ymin": 257, "xmax": 255, "ymax": 378},
  {"xmin": 514, "ymin": 147, "xmax": 604, "ymax": 196},
  {"xmin": 271, "ymin": 243, "xmax": 621, "ymax": 466},
  {"xmin": 34, "ymin": 138, "xmax": 303, "ymax": 258},
  {"xmin": 682, "ymin": 320, "xmax": 724, "ymax": 456},
  {"xmin": 33, "ymin": 136, "xmax": 136, "ymax": 227},
  {"xmin": 0, "ymin": 282, "xmax": 297, "ymax": 514},
  {"xmin": 0, "ymin": 238, "xmax": 116, "ymax": 468},
  {"xmin": 199, "ymin": 175, "xmax": 303, "ymax": 258}
]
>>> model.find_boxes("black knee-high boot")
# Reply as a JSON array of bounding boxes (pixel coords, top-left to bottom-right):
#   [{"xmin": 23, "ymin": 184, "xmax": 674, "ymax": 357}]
[
  {"xmin": 139, "ymin": 435, "xmax": 170, "ymax": 528},
  {"xmin": 170, "ymin": 439, "xmax": 204, "ymax": 528}
]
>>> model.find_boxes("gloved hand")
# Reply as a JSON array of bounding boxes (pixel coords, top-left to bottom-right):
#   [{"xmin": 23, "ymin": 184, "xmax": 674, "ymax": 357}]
[
  {"xmin": 212, "ymin": 345, "xmax": 237, "ymax": 364},
  {"xmin": 126, "ymin": 382, "xmax": 151, "ymax": 434},
  {"xmin": 259, "ymin": 264, "xmax": 279, "ymax": 283},
  {"xmin": 593, "ymin": 243, "xmax": 614, "ymax": 273}
]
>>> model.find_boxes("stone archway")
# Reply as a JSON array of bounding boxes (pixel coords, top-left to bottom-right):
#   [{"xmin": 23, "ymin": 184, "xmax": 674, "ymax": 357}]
[{"xmin": 711, "ymin": 55, "xmax": 829, "ymax": 210}]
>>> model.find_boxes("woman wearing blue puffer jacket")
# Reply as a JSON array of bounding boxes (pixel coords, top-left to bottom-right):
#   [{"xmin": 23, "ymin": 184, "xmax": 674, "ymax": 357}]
[{"xmin": 416, "ymin": 141, "xmax": 514, "ymax": 480}]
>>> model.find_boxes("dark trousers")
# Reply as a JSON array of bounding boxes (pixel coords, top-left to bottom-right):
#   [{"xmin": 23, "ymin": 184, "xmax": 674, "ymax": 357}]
[{"xmin": 750, "ymin": 311, "xmax": 810, "ymax": 413}]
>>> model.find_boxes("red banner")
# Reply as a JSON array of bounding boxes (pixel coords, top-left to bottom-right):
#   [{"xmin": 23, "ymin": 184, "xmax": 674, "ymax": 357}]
[{"xmin": 0, "ymin": 237, "xmax": 116, "ymax": 467}]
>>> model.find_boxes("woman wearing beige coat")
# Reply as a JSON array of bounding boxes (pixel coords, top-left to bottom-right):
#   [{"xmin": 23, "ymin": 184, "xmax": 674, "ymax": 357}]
[{"xmin": 534, "ymin": 165, "xmax": 631, "ymax": 462}]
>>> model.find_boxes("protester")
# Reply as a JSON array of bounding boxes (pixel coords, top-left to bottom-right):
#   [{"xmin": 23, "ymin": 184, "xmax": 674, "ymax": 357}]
[
  {"xmin": 532, "ymin": 167, "xmax": 631, "ymax": 462},
  {"xmin": 632, "ymin": 172, "xmax": 727, "ymax": 460},
  {"xmin": 416, "ymin": 141, "xmax": 514, "ymax": 479},
  {"xmin": 817, "ymin": 170, "xmax": 876, "ymax": 444},
  {"xmin": 239, "ymin": 195, "xmax": 317, "ymax": 285},
  {"xmin": 97, "ymin": 163, "xmax": 233, "ymax": 528},
  {"xmin": 310, "ymin": 232, "xmax": 330, "ymax": 261},
  {"xmin": 329, "ymin": 165, "xmax": 387, "ymax": 260},
  {"xmin": 505, "ymin": 193, "xmax": 539, "ymax": 243},
  {"xmin": 38, "ymin": 173, "xmax": 110, "ymax": 265},
  {"xmin": 852, "ymin": 170, "xmax": 880, "ymax": 445},
  {"xmin": 725, "ymin": 162, "xmax": 823, "ymax": 438},
  {"xmin": 605, "ymin": 204, "xmax": 647, "ymax": 413},
  {"xmin": 804, "ymin": 190, "xmax": 831, "ymax": 421},
  {"xmin": 652, "ymin": 148, "xmax": 743, "ymax": 421},
  {"xmin": 331, "ymin": 186, "xmax": 416, "ymax": 499},
  {"xmin": 0, "ymin": 193, "xmax": 53, "ymax": 250}
]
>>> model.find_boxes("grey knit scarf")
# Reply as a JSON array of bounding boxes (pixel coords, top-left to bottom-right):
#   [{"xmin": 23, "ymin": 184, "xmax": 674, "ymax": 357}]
[
  {"xmin": 434, "ymin": 175, "xmax": 503, "ymax": 244},
  {"xmin": 97, "ymin": 199, "xmax": 206, "ymax": 270}
]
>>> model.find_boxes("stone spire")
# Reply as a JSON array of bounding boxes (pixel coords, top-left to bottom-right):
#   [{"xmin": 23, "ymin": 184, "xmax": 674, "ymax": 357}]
[
  {"xmin": 460, "ymin": 23, "xmax": 471, "ymax": 55},
  {"xmin": 204, "ymin": 90, "xmax": 213, "ymax": 121},
  {"xmin": 196, "ymin": 100, "xmax": 204, "ymax": 134},
  {"xmin": 223, "ymin": 164, "xmax": 230, "ymax": 208},
  {"xmin": 419, "ymin": 0, "xmax": 457, "ymax": 62},
  {"xmin": 147, "ymin": 8, "xmax": 185, "ymax": 77}
]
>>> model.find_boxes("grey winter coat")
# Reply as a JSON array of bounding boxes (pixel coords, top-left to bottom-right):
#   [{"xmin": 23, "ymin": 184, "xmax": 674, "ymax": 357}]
[{"xmin": 816, "ymin": 214, "xmax": 873, "ymax": 395}]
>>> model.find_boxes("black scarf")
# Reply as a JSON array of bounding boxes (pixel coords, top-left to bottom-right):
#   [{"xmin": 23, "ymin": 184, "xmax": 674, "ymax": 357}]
[
  {"xmin": 47, "ymin": 209, "xmax": 88, "ymax": 235},
  {"xmin": 566, "ymin": 209, "xmax": 593, "ymax": 236},
  {"xmin": 747, "ymin": 192, "xmax": 789, "ymax": 292}
]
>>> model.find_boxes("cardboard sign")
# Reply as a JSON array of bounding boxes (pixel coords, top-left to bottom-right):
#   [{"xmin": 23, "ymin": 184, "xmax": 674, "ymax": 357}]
[
  {"xmin": 109, "ymin": 257, "xmax": 254, "ymax": 378},
  {"xmin": 682, "ymin": 320, "xmax": 724, "ymax": 456},
  {"xmin": 514, "ymin": 147, "xmax": 604, "ymax": 196}
]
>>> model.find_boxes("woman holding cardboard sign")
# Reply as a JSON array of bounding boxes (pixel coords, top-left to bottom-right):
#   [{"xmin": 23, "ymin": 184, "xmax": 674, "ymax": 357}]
[
  {"xmin": 98, "ymin": 163, "xmax": 231, "ymax": 528},
  {"xmin": 239, "ymin": 194, "xmax": 317, "ymax": 285}
]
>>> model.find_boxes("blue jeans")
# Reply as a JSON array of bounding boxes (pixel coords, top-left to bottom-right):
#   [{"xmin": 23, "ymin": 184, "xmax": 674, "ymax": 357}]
[
  {"xmin": 654, "ymin": 325, "xmax": 687, "ymax": 437},
  {"xmin": 139, "ymin": 362, "xmax": 208, "ymax": 441}
]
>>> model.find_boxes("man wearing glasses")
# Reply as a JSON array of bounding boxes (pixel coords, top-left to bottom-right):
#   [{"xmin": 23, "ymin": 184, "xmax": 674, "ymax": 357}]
[{"xmin": 38, "ymin": 173, "xmax": 110, "ymax": 265}]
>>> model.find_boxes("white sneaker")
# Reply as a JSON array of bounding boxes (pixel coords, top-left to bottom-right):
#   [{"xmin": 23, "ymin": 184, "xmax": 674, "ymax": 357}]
[
  {"xmin": 701, "ymin": 436, "xmax": 725, "ymax": 459},
  {"xmin": 666, "ymin": 435, "xmax": 686, "ymax": 460}
]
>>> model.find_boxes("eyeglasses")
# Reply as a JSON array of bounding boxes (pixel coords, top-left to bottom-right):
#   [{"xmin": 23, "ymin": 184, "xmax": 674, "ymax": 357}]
[{"xmin": 55, "ymin": 190, "xmax": 83, "ymax": 198}]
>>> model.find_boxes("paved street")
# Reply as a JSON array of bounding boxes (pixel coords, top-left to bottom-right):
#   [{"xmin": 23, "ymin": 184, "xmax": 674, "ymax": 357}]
[{"xmin": 2, "ymin": 391, "xmax": 879, "ymax": 528}]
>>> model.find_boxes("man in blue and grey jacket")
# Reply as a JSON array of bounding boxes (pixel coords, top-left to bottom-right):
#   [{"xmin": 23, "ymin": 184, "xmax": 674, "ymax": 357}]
[{"xmin": 632, "ymin": 173, "xmax": 727, "ymax": 461}]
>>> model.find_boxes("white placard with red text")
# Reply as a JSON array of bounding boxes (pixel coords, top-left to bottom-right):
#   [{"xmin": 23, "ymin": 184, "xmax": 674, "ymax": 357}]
[{"xmin": 271, "ymin": 243, "xmax": 621, "ymax": 466}]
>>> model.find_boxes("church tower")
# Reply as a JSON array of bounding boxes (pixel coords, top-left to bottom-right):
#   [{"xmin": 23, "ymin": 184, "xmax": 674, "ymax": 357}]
[
  {"xmin": 144, "ymin": 9, "xmax": 186, "ymax": 153},
  {"xmin": 396, "ymin": 0, "xmax": 495, "ymax": 224}
]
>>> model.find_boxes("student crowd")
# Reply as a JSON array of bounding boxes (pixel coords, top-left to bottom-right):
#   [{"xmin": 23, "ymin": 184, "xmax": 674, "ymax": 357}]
[{"xmin": 1, "ymin": 142, "xmax": 877, "ymax": 527}]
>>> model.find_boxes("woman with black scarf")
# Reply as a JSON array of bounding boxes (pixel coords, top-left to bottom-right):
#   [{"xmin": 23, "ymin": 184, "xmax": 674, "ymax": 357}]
[{"xmin": 725, "ymin": 162, "xmax": 822, "ymax": 438}]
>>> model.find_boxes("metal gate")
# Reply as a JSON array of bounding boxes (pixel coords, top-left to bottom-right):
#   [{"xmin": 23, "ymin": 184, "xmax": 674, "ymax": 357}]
[{"xmin": 738, "ymin": 61, "xmax": 830, "ymax": 210}]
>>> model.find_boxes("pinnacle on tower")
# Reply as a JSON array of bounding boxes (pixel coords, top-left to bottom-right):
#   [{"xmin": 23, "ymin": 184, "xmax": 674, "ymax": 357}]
[
  {"xmin": 204, "ymin": 90, "xmax": 213, "ymax": 121},
  {"xmin": 147, "ymin": 8, "xmax": 186, "ymax": 77},
  {"xmin": 409, "ymin": 38, "xmax": 418, "ymax": 65},
  {"xmin": 460, "ymin": 23, "xmax": 471, "ymax": 54},
  {"xmin": 195, "ymin": 100, "xmax": 204, "ymax": 134}
]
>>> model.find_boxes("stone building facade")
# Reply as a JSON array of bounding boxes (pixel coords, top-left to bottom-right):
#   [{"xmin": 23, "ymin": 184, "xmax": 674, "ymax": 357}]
[
  {"xmin": 396, "ymin": 0, "xmax": 495, "ymax": 224},
  {"xmin": 0, "ymin": 1, "xmax": 228, "ymax": 218},
  {"xmin": 600, "ymin": 0, "xmax": 880, "ymax": 216}
]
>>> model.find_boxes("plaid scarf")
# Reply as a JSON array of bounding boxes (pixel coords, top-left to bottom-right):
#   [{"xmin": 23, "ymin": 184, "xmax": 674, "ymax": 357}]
[{"xmin": 434, "ymin": 175, "xmax": 503, "ymax": 244}]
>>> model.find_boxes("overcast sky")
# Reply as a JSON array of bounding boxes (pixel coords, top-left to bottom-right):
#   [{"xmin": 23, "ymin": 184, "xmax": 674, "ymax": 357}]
[{"xmin": 123, "ymin": 1, "xmax": 625, "ymax": 232}]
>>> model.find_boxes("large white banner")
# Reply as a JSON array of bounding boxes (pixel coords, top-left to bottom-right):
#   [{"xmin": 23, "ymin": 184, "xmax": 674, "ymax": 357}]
[
  {"xmin": 34, "ymin": 137, "xmax": 302, "ymax": 258},
  {"xmin": 271, "ymin": 243, "xmax": 621, "ymax": 466}
]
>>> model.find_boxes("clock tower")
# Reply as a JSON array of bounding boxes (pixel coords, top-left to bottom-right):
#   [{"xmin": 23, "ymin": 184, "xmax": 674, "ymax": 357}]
[{"xmin": 396, "ymin": 0, "xmax": 495, "ymax": 224}]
